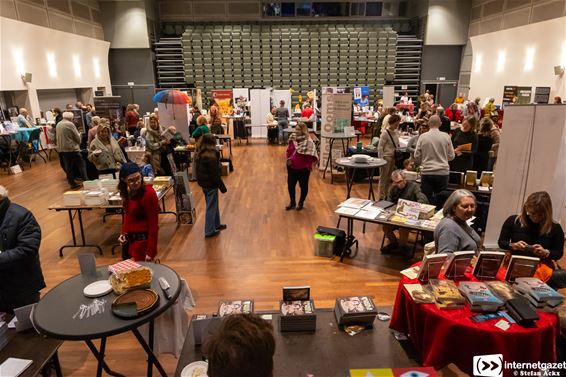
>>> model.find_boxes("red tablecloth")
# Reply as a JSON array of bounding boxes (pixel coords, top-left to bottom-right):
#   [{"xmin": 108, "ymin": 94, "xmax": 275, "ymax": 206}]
[
  {"xmin": 389, "ymin": 264, "xmax": 559, "ymax": 375},
  {"xmin": 396, "ymin": 103, "xmax": 415, "ymax": 115}
]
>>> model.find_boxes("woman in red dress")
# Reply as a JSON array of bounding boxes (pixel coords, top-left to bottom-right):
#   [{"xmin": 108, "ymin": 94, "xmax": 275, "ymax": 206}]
[{"xmin": 118, "ymin": 162, "xmax": 159, "ymax": 261}]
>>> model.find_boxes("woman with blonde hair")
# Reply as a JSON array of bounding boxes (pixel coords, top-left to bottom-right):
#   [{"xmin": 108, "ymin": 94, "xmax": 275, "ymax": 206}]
[
  {"xmin": 285, "ymin": 122, "xmax": 318, "ymax": 210},
  {"xmin": 144, "ymin": 114, "xmax": 167, "ymax": 174},
  {"xmin": 498, "ymin": 191, "xmax": 564, "ymax": 283},
  {"xmin": 88, "ymin": 123, "xmax": 126, "ymax": 175}
]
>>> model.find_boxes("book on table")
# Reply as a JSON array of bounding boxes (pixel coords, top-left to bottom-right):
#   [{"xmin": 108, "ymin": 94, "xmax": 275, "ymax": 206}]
[
  {"xmin": 486, "ymin": 281, "xmax": 519, "ymax": 302},
  {"xmin": 404, "ymin": 284, "xmax": 435, "ymax": 304},
  {"xmin": 0, "ymin": 358, "xmax": 33, "ymax": 377},
  {"xmin": 513, "ymin": 277, "xmax": 564, "ymax": 311},
  {"xmin": 217, "ymin": 299, "xmax": 254, "ymax": 317},
  {"xmin": 417, "ymin": 254, "xmax": 448, "ymax": 283},
  {"xmin": 334, "ymin": 296, "xmax": 377, "ymax": 327},
  {"xmin": 472, "ymin": 251, "xmax": 506, "ymax": 280},
  {"xmin": 279, "ymin": 300, "xmax": 317, "ymax": 332},
  {"xmin": 429, "ymin": 279, "xmax": 465, "ymax": 309},
  {"xmin": 443, "ymin": 250, "xmax": 475, "ymax": 279},
  {"xmin": 458, "ymin": 281, "xmax": 504, "ymax": 312},
  {"xmin": 504, "ymin": 255, "xmax": 540, "ymax": 282},
  {"xmin": 338, "ymin": 197, "xmax": 372, "ymax": 209},
  {"xmin": 505, "ymin": 296, "xmax": 539, "ymax": 326}
]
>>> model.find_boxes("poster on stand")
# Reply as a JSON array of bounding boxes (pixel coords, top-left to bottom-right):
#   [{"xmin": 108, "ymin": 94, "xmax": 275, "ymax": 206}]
[
  {"xmin": 211, "ymin": 90, "xmax": 233, "ymax": 118},
  {"xmin": 534, "ymin": 87, "xmax": 551, "ymax": 104},
  {"xmin": 319, "ymin": 91, "xmax": 353, "ymax": 171},
  {"xmin": 353, "ymin": 86, "xmax": 370, "ymax": 105},
  {"xmin": 93, "ymin": 96, "xmax": 122, "ymax": 123},
  {"xmin": 502, "ymin": 86, "xmax": 517, "ymax": 107},
  {"xmin": 517, "ymin": 87, "xmax": 532, "ymax": 104}
]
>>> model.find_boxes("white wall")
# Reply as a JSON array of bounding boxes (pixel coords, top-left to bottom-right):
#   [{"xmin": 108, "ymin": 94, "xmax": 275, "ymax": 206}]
[
  {"xmin": 0, "ymin": 16, "xmax": 111, "ymax": 92},
  {"xmin": 100, "ymin": 1, "xmax": 150, "ymax": 49},
  {"xmin": 425, "ymin": 0, "xmax": 471, "ymax": 45},
  {"xmin": 469, "ymin": 17, "xmax": 566, "ymax": 106}
]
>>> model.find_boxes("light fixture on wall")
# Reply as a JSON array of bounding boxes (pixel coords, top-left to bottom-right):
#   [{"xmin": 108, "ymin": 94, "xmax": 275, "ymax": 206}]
[
  {"xmin": 474, "ymin": 53, "xmax": 482, "ymax": 73},
  {"xmin": 21, "ymin": 72, "xmax": 32, "ymax": 83},
  {"xmin": 554, "ymin": 65, "xmax": 565, "ymax": 77},
  {"xmin": 524, "ymin": 47, "xmax": 535, "ymax": 71},
  {"xmin": 73, "ymin": 55, "xmax": 81, "ymax": 78},
  {"xmin": 496, "ymin": 50, "xmax": 506, "ymax": 73},
  {"xmin": 47, "ymin": 53, "xmax": 57, "ymax": 78},
  {"xmin": 93, "ymin": 57, "xmax": 101, "ymax": 79}
]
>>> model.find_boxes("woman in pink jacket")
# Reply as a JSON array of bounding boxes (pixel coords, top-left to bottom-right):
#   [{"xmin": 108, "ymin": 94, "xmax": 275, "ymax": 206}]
[{"xmin": 285, "ymin": 122, "xmax": 318, "ymax": 211}]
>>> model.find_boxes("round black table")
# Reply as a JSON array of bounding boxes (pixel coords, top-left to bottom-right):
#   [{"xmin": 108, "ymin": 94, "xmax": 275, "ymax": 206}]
[
  {"xmin": 335, "ymin": 157, "xmax": 386, "ymax": 201},
  {"xmin": 33, "ymin": 262, "xmax": 181, "ymax": 377},
  {"xmin": 321, "ymin": 133, "xmax": 360, "ymax": 184}
]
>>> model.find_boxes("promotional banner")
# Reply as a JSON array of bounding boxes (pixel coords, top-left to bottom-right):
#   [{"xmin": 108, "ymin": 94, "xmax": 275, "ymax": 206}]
[
  {"xmin": 534, "ymin": 87, "xmax": 551, "ymax": 104},
  {"xmin": 353, "ymin": 86, "xmax": 370, "ymax": 104},
  {"xmin": 93, "ymin": 96, "xmax": 122, "ymax": 122},
  {"xmin": 211, "ymin": 89, "xmax": 233, "ymax": 117},
  {"xmin": 517, "ymin": 86, "xmax": 532, "ymax": 105},
  {"xmin": 502, "ymin": 86, "xmax": 517, "ymax": 107},
  {"xmin": 319, "ymin": 91, "xmax": 353, "ymax": 171}
]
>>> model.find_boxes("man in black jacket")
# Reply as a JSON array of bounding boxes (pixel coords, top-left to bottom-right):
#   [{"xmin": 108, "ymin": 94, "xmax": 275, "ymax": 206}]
[{"xmin": 0, "ymin": 185, "xmax": 45, "ymax": 313}]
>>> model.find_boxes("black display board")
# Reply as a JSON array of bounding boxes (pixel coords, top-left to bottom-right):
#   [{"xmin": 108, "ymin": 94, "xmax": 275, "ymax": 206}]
[
  {"xmin": 93, "ymin": 96, "xmax": 122, "ymax": 122},
  {"xmin": 502, "ymin": 86, "xmax": 517, "ymax": 107},
  {"xmin": 517, "ymin": 86, "xmax": 532, "ymax": 104},
  {"xmin": 534, "ymin": 87, "xmax": 551, "ymax": 104}
]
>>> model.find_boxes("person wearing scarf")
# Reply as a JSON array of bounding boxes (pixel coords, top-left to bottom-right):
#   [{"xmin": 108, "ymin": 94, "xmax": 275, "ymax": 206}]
[
  {"xmin": 88, "ymin": 123, "xmax": 126, "ymax": 174},
  {"xmin": 145, "ymin": 114, "xmax": 167, "ymax": 174},
  {"xmin": 285, "ymin": 122, "xmax": 318, "ymax": 211}
]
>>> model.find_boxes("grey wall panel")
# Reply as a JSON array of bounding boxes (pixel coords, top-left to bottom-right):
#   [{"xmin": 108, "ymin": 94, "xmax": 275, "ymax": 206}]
[
  {"xmin": 74, "ymin": 20, "xmax": 94, "ymax": 37},
  {"xmin": 531, "ymin": 0, "xmax": 566, "ymax": 24},
  {"xmin": 502, "ymin": 8, "xmax": 530, "ymax": 29},
  {"xmin": 482, "ymin": 0, "xmax": 504, "ymax": 15},
  {"xmin": 71, "ymin": 0, "xmax": 91, "ymax": 20},
  {"xmin": 47, "ymin": 0, "xmax": 71, "ymax": 14},
  {"xmin": 48, "ymin": 10, "xmax": 75, "ymax": 33},
  {"xmin": 0, "ymin": 0, "xmax": 18, "ymax": 19},
  {"xmin": 16, "ymin": 2, "xmax": 49, "ymax": 27},
  {"xmin": 421, "ymin": 45, "xmax": 462, "ymax": 81}
]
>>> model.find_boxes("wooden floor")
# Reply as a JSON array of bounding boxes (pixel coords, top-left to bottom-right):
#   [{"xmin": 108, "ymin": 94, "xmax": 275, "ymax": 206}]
[{"xmin": 3, "ymin": 140, "xmax": 455, "ymax": 376}]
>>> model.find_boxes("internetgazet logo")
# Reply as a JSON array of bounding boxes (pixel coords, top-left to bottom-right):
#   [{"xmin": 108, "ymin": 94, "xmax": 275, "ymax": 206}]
[{"xmin": 473, "ymin": 354, "xmax": 503, "ymax": 377}]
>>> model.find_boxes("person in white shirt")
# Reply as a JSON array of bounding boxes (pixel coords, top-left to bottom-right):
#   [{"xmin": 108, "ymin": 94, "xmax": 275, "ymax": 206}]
[{"xmin": 414, "ymin": 115, "xmax": 455, "ymax": 204}]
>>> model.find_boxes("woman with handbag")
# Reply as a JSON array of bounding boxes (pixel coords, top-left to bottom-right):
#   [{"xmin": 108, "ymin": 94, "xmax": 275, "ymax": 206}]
[
  {"xmin": 377, "ymin": 114, "xmax": 402, "ymax": 200},
  {"xmin": 285, "ymin": 122, "xmax": 318, "ymax": 211},
  {"xmin": 196, "ymin": 133, "xmax": 228, "ymax": 237},
  {"xmin": 498, "ymin": 191, "xmax": 564, "ymax": 284}
]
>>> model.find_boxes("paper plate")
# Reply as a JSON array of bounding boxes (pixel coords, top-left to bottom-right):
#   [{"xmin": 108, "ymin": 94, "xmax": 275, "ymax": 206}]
[
  {"xmin": 181, "ymin": 361, "xmax": 208, "ymax": 377},
  {"xmin": 83, "ymin": 280, "xmax": 113, "ymax": 298}
]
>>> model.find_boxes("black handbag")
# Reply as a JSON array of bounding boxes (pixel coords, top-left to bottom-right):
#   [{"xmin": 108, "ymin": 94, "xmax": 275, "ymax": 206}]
[{"xmin": 386, "ymin": 130, "xmax": 405, "ymax": 168}]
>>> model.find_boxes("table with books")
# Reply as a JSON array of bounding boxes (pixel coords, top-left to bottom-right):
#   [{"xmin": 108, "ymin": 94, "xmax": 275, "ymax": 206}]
[
  {"xmin": 389, "ymin": 252, "xmax": 562, "ymax": 375},
  {"xmin": 48, "ymin": 178, "xmax": 175, "ymax": 256},
  {"xmin": 174, "ymin": 289, "xmax": 429, "ymax": 377},
  {"xmin": 335, "ymin": 198, "xmax": 440, "ymax": 260}
]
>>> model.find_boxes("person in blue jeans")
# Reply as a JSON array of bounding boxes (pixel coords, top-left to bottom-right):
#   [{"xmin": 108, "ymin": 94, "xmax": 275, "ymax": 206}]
[{"xmin": 196, "ymin": 133, "xmax": 227, "ymax": 238}]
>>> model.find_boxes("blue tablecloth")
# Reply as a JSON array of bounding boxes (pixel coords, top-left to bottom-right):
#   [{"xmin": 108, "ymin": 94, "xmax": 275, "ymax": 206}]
[{"xmin": 1, "ymin": 127, "xmax": 40, "ymax": 142}]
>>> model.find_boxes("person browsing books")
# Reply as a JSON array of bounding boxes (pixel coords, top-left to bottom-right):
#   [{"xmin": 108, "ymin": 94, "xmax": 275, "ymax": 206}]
[
  {"xmin": 498, "ymin": 191, "xmax": 564, "ymax": 284},
  {"xmin": 450, "ymin": 116, "xmax": 478, "ymax": 173},
  {"xmin": 434, "ymin": 189, "xmax": 481, "ymax": 254},
  {"xmin": 381, "ymin": 170, "xmax": 428, "ymax": 256}
]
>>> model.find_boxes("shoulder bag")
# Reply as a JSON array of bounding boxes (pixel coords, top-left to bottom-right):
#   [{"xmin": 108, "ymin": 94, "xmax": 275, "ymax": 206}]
[{"xmin": 386, "ymin": 129, "xmax": 405, "ymax": 169}]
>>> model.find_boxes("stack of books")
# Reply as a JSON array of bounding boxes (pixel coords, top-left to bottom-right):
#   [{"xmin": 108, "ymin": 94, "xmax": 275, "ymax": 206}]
[
  {"xmin": 0, "ymin": 321, "xmax": 8, "ymax": 352},
  {"xmin": 84, "ymin": 191, "xmax": 106, "ymax": 206},
  {"xmin": 429, "ymin": 279, "xmax": 465, "ymax": 309},
  {"xmin": 83, "ymin": 180, "xmax": 100, "ymax": 191},
  {"xmin": 279, "ymin": 300, "xmax": 317, "ymax": 332},
  {"xmin": 334, "ymin": 296, "xmax": 378, "ymax": 328},
  {"xmin": 514, "ymin": 277, "xmax": 564, "ymax": 312},
  {"xmin": 404, "ymin": 284, "xmax": 435, "ymax": 304},
  {"xmin": 63, "ymin": 191, "xmax": 83, "ymax": 206},
  {"xmin": 99, "ymin": 179, "xmax": 118, "ymax": 192},
  {"xmin": 458, "ymin": 282, "xmax": 504, "ymax": 312},
  {"xmin": 217, "ymin": 299, "xmax": 254, "ymax": 317},
  {"xmin": 396, "ymin": 199, "xmax": 436, "ymax": 220},
  {"xmin": 505, "ymin": 296, "xmax": 539, "ymax": 326},
  {"xmin": 486, "ymin": 281, "xmax": 519, "ymax": 302},
  {"xmin": 279, "ymin": 286, "xmax": 316, "ymax": 332}
]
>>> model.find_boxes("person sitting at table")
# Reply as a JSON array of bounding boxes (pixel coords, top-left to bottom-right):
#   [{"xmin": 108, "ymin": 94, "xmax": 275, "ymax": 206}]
[
  {"xmin": 400, "ymin": 92, "xmax": 410, "ymax": 105},
  {"xmin": 498, "ymin": 191, "xmax": 564, "ymax": 284},
  {"xmin": 285, "ymin": 122, "xmax": 318, "ymax": 211},
  {"xmin": 16, "ymin": 108, "xmax": 34, "ymax": 128},
  {"xmin": 445, "ymin": 103, "xmax": 463, "ymax": 123},
  {"xmin": 378, "ymin": 114, "xmax": 401, "ymax": 200},
  {"xmin": 275, "ymin": 100, "xmax": 290, "ymax": 145},
  {"xmin": 381, "ymin": 170, "xmax": 428, "ymax": 256},
  {"xmin": 450, "ymin": 116, "xmax": 478, "ymax": 173},
  {"xmin": 434, "ymin": 189, "xmax": 481, "ymax": 254},
  {"xmin": 196, "ymin": 133, "xmax": 228, "ymax": 238},
  {"xmin": 266, "ymin": 106, "xmax": 277, "ymax": 124},
  {"xmin": 118, "ymin": 162, "xmax": 159, "ymax": 261},
  {"xmin": 191, "ymin": 115, "xmax": 210, "ymax": 144},
  {"xmin": 0, "ymin": 185, "xmax": 45, "ymax": 313},
  {"xmin": 204, "ymin": 314, "xmax": 275, "ymax": 377},
  {"xmin": 88, "ymin": 123, "xmax": 126, "ymax": 175},
  {"xmin": 454, "ymin": 92, "xmax": 465, "ymax": 104}
]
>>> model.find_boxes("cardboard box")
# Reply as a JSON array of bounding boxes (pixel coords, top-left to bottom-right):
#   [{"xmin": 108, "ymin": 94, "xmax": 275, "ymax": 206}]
[
  {"xmin": 221, "ymin": 162, "xmax": 230, "ymax": 176},
  {"xmin": 331, "ymin": 168, "xmax": 345, "ymax": 183},
  {"xmin": 396, "ymin": 199, "xmax": 436, "ymax": 220}
]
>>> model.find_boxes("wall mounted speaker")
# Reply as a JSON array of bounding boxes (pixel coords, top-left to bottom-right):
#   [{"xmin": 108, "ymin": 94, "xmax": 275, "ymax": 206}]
[{"xmin": 554, "ymin": 65, "xmax": 564, "ymax": 76}]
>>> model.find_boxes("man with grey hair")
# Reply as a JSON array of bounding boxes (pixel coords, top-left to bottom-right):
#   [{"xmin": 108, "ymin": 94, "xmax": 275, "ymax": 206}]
[
  {"xmin": 56, "ymin": 111, "xmax": 87, "ymax": 188},
  {"xmin": 414, "ymin": 114, "xmax": 455, "ymax": 204},
  {"xmin": 381, "ymin": 170, "xmax": 429, "ymax": 256},
  {"xmin": 16, "ymin": 108, "xmax": 33, "ymax": 128},
  {"xmin": 87, "ymin": 115, "xmax": 101, "ymax": 146},
  {"xmin": 0, "ymin": 186, "xmax": 45, "ymax": 312},
  {"xmin": 435, "ymin": 106, "xmax": 451, "ymax": 133}
]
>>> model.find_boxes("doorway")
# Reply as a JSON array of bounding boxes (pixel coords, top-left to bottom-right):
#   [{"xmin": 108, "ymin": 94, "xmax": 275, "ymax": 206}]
[{"xmin": 421, "ymin": 81, "xmax": 459, "ymax": 108}]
